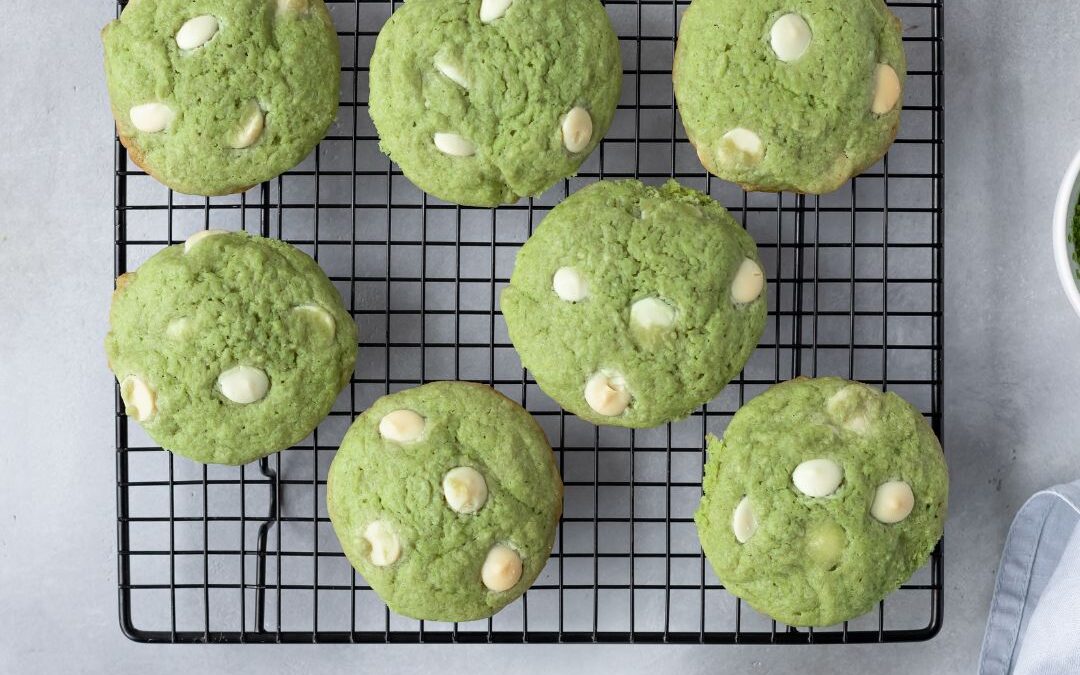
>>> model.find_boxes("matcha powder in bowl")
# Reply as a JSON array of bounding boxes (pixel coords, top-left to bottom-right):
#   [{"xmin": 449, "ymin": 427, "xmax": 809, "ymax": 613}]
[{"xmin": 1052, "ymin": 148, "xmax": 1080, "ymax": 318}]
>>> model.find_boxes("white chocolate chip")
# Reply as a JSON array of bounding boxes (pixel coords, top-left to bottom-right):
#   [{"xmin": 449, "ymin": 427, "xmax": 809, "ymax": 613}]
[
  {"xmin": 732, "ymin": 495, "xmax": 757, "ymax": 544},
  {"xmin": 176, "ymin": 15, "xmax": 219, "ymax": 51},
  {"xmin": 363, "ymin": 521, "xmax": 401, "ymax": 566},
  {"xmin": 826, "ymin": 383, "xmax": 880, "ymax": 434},
  {"xmin": 872, "ymin": 63, "xmax": 901, "ymax": 115},
  {"xmin": 630, "ymin": 297, "xmax": 676, "ymax": 331},
  {"xmin": 277, "ymin": 0, "xmax": 310, "ymax": 14},
  {"xmin": 806, "ymin": 521, "xmax": 847, "ymax": 570},
  {"xmin": 552, "ymin": 266, "xmax": 588, "ymax": 302},
  {"xmin": 871, "ymin": 481, "xmax": 915, "ymax": 524},
  {"xmin": 792, "ymin": 458, "xmax": 843, "ymax": 498},
  {"xmin": 443, "ymin": 467, "xmax": 489, "ymax": 514},
  {"xmin": 827, "ymin": 384, "xmax": 861, "ymax": 411},
  {"xmin": 584, "ymin": 370, "xmax": 631, "ymax": 417},
  {"xmin": 434, "ymin": 56, "xmax": 469, "ymax": 89},
  {"xmin": 184, "ymin": 229, "xmax": 228, "ymax": 253},
  {"xmin": 378, "ymin": 409, "xmax": 426, "ymax": 444},
  {"xmin": 731, "ymin": 258, "xmax": 765, "ymax": 304},
  {"xmin": 561, "ymin": 107, "xmax": 593, "ymax": 154},
  {"xmin": 120, "ymin": 375, "xmax": 157, "ymax": 422},
  {"xmin": 480, "ymin": 0, "xmax": 513, "ymax": 23},
  {"xmin": 717, "ymin": 128, "xmax": 763, "ymax": 166},
  {"xmin": 166, "ymin": 317, "xmax": 192, "ymax": 340},
  {"xmin": 217, "ymin": 366, "xmax": 270, "ymax": 404},
  {"xmin": 129, "ymin": 103, "xmax": 175, "ymax": 134},
  {"xmin": 293, "ymin": 304, "xmax": 336, "ymax": 340},
  {"xmin": 434, "ymin": 132, "xmax": 476, "ymax": 157},
  {"xmin": 769, "ymin": 13, "xmax": 812, "ymax": 63},
  {"xmin": 481, "ymin": 544, "xmax": 522, "ymax": 592},
  {"xmin": 844, "ymin": 413, "xmax": 870, "ymax": 434},
  {"xmin": 230, "ymin": 101, "xmax": 265, "ymax": 149}
]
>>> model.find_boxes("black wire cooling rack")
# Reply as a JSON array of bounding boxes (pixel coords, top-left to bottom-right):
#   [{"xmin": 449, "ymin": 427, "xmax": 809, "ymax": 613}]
[{"xmin": 113, "ymin": 0, "xmax": 944, "ymax": 645}]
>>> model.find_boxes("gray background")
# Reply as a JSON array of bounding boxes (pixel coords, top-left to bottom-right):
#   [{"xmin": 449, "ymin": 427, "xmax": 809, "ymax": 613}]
[{"xmin": 1, "ymin": 0, "xmax": 1077, "ymax": 672}]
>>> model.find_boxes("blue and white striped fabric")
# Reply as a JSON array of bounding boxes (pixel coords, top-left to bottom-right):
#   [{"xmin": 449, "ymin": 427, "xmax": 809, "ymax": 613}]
[{"xmin": 980, "ymin": 481, "xmax": 1080, "ymax": 674}]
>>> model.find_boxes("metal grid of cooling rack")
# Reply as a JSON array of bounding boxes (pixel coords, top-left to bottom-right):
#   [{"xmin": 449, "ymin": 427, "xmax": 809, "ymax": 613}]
[{"xmin": 113, "ymin": 0, "xmax": 944, "ymax": 644}]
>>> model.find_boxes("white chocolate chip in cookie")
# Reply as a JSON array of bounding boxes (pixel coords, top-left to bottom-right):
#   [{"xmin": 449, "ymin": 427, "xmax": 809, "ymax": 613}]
[
  {"xmin": 434, "ymin": 132, "xmax": 476, "ymax": 157},
  {"xmin": 363, "ymin": 520, "xmax": 401, "ymax": 566},
  {"xmin": 844, "ymin": 413, "xmax": 870, "ymax": 434},
  {"xmin": 217, "ymin": 366, "xmax": 270, "ymax": 404},
  {"xmin": 129, "ymin": 103, "xmax": 174, "ymax": 134},
  {"xmin": 717, "ymin": 128, "xmax": 763, "ymax": 166},
  {"xmin": 561, "ymin": 107, "xmax": 593, "ymax": 153},
  {"xmin": 872, "ymin": 63, "xmax": 901, "ymax": 115},
  {"xmin": 731, "ymin": 495, "xmax": 757, "ymax": 544},
  {"xmin": 443, "ymin": 467, "xmax": 489, "ymax": 514},
  {"xmin": 871, "ymin": 481, "xmax": 915, "ymax": 524},
  {"xmin": 378, "ymin": 409, "xmax": 426, "ymax": 444},
  {"xmin": 731, "ymin": 258, "xmax": 765, "ymax": 304},
  {"xmin": 230, "ymin": 101, "xmax": 265, "ymax": 149},
  {"xmin": 434, "ymin": 56, "xmax": 469, "ymax": 89},
  {"xmin": 184, "ymin": 229, "xmax": 227, "ymax": 253},
  {"xmin": 826, "ymin": 383, "xmax": 880, "ymax": 434},
  {"xmin": 630, "ymin": 297, "xmax": 676, "ymax": 331},
  {"xmin": 277, "ymin": 0, "xmax": 310, "ymax": 15},
  {"xmin": 769, "ymin": 13, "xmax": 812, "ymax": 63},
  {"xmin": 584, "ymin": 370, "xmax": 631, "ymax": 417},
  {"xmin": 480, "ymin": 0, "xmax": 513, "ymax": 23},
  {"xmin": 166, "ymin": 317, "xmax": 192, "ymax": 341},
  {"xmin": 481, "ymin": 544, "xmax": 522, "ymax": 591},
  {"xmin": 293, "ymin": 304, "xmax": 336, "ymax": 341},
  {"xmin": 120, "ymin": 375, "xmax": 157, "ymax": 422},
  {"xmin": 806, "ymin": 520, "xmax": 847, "ymax": 570},
  {"xmin": 792, "ymin": 458, "xmax": 843, "ymax": 498},
  {"xmin": 552, "ymin": 266, "xmax": 587, "ymax": 302},
  {"xmin": 176, "ymin": 15, "xmax": 219, "ymax": 51}
]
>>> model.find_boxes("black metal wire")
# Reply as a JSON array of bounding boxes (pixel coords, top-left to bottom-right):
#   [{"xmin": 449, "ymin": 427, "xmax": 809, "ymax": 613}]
[{"xmin": 114, "ymin": 0, "xmax": 945, "ymax": 645}]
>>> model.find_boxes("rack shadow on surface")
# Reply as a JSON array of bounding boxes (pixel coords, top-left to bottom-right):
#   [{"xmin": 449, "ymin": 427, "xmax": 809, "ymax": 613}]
[{"xmin": 114, "ymin": 0, "xmax": 944, "ymax": 644}]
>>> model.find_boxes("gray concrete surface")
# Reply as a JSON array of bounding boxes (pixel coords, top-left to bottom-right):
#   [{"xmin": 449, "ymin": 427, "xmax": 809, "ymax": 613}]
[{"xmin": 2, "ymin": 0, "xmax": 1078, "ymax": 672}]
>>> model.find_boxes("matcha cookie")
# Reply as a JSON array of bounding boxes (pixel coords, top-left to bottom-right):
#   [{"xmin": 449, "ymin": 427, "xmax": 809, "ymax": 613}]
[
  {"xmin": 695, "ymin": 377, "xmax": 947, "ymax": 627},
  {"xmin": 674, "ymin": 0, "xmax": 905, "ymax": 194},
  {"xmin": 106, "ymin": 231, "xmax": 357, "ymax": 465},
  {"xmin": 368, "ymin": 0, "xmax": 621, "ymax": 206},
  {"xmin": 327, "ymin": 381, "xmax": 562, "ymax": 621},
  {"xmin": 500, "ymin": 179, "xmax": 767, "ymax": 428},
  {"xmin": 102, "ymin": 0, "xmax": 340, "ymax": 196}
]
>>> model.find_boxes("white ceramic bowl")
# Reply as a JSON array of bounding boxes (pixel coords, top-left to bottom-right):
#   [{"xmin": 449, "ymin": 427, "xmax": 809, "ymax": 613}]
[{"xmin": 1053, "ymin": 149, "xmax": 1080, "ymax": 319}]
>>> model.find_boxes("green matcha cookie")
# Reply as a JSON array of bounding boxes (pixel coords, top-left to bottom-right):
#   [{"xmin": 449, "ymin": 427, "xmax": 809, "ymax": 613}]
[
  {"xmin": 102, "ymin": 0, "xmax": 340, "ymax": 196},
  {"xmin": 674, "ymin": 0, "xmax": 905, "ymax": 194},
  {"xmin": 368, "ymin": 0, "xmax": 621, "ymax": 207},
  {"xmin": 327, "ymin": 381, "xmax": 562, "ymax": 621},
  {"xmin": 106, "ymin": 231, "xmax": 357, "ymax": 465},
  {"xmin": 500, "ymin": 179, "xmax": 767, "ymax": 428},
  {"xmin": 695, "ymin": 377, "xmax": 947, "ymax": 627}
]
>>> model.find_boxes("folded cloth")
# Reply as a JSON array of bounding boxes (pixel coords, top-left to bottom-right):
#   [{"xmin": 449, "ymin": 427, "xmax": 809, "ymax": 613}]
[{"xmin": 980, "ymin": 481, "xmax": 1080, "ymax": 674}]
